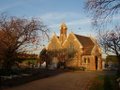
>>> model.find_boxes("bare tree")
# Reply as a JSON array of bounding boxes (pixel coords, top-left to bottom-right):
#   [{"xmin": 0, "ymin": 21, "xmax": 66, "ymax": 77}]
[
  {"xmin": 85, "ymin": 0, "xmax": 120, "ymax": 27},
  {"xmin": 85, "ymin": 0, "xmax": 120, "ymax": 73},
  {"xmin": 99, "ymin": 26, "xmax": 120, "ymax": 57},
  {"xmin": 85, "ymin": 0, "xmax": 120, "ymax": 56},
  {"xmin": 0, "ymin": 14, "xmax": 49, "ymax": 69}
]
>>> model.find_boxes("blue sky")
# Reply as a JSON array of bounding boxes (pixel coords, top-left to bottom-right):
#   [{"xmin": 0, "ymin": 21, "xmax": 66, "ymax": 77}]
[
  {"xmin": 0, "ymin": 0, "xmax": 119, "ymax": 35},
  {"xmin": 0, "ymin": 0, "xmax": 119, "ymax": 55},
  {"xmin": 0, "ymin": 0, "xmax": 94, "ymax": 36}
]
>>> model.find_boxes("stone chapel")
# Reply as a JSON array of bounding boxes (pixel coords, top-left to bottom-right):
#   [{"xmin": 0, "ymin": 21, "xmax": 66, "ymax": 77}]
[{"xmin": 46, "ymin": 23, "xmax": 102, "ymax": 70}]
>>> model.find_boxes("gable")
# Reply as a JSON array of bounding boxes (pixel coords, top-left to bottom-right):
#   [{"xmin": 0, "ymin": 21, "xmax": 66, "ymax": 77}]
[
  {"xmin": 47, "ymin": 34, "xmax": 61, "ymax": 50},
  {"xmin": 62, "ymin": 33, "xmax": 83, "ymax": 51},
  {"xmin": 47, "ymin": 32, "xmax": 97, "ymax": 55},
  {"xmin": 91, "ymin": 45, "xmax": 101, "ymax": 56},
  {"xmin": 90, "ymin": 37, "xmax": 101, "ymax": 55}
]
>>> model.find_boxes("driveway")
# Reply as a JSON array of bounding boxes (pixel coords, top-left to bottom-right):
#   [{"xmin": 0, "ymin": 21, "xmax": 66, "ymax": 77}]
[{"xmin": 3, "ymin": 71, "xmax": 109, "ymax": 90}]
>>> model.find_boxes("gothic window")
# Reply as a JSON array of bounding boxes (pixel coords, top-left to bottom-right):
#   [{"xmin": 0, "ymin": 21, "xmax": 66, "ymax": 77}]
[
  {"xmin": 70, "ymin": 42, "xmax": 74, "ymax": 50},
  {"xmin": 68, "ymin": 42, "xmax": 74, "ymax": 52},
  {"xmin": 67, "ymin": 41, "xmax": 75, "ymax": 58},
  {"xmin": 88, "ymin": 58, "xmax": 90, "ymax": 63},
  {"xmin": 52, "ymin": 43, "xmax": 56, "ymax": 50},
  {"xmin": 84, "ymin": 58, "xmax": 86, "ymax": 63}
]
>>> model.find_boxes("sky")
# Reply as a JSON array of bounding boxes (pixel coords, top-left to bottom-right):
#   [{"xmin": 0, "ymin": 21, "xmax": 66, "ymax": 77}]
[
  {"xmin": 0, "ymin": 0, "xmax": 94, "ymax": 36},
  {"xmin": 0, "ymin": 0, "xmax": 119, "ymax": 56}
]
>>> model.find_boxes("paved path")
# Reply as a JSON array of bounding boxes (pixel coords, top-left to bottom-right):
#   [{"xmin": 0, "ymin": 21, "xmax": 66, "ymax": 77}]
[{"xmin": 3, "ymin": 71, "xmax": 105, "ymax": 90}]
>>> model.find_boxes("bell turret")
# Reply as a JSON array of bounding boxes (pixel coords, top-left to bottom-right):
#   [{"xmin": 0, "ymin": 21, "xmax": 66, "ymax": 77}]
[
  {"xmin": 59, "ymin": 23, "xmax": 67, "ymax": 44},
  {"xmin": 60, "ymin": 23, "xmax": 67, "ymax": 36}
]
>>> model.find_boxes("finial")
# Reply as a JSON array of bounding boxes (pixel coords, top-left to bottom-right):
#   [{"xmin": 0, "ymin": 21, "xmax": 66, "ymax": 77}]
[{"xmin": 60, "ymin": 22, "xmax": 67, "ymax": 30}]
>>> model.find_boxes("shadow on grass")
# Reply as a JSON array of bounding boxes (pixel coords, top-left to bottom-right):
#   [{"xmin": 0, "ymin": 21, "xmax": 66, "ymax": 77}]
[
  {"xmin": 89, "ymin": 71, "xmax": 118, "ymax": 90},
  {"xmin": 0, "ymin": 68, "xmax": 66, "ymax": 89},
  {"xmin": 103, "ymin": 75, "xmax": 113, "ymax": 90}
]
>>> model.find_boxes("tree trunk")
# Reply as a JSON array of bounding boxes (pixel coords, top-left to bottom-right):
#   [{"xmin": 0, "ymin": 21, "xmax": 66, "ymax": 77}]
[
  {"xmin": 2, "ymin": 50, "xmax": 16, "ymax": 70},
  {"xmin": 117, "ymin": 55, "xmax": 120, "ymax": 76}
]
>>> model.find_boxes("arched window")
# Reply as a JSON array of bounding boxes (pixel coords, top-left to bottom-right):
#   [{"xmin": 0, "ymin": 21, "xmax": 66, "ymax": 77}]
[
  {"xmin": 88, "ymin": 58, "xmax": 90, "ymax": 63},
  {"xmin": 84, "ymin": 58, "xmax": 86, "ymax": 63}
]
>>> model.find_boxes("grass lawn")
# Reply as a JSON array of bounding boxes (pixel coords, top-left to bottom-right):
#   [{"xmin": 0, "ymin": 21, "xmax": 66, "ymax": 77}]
[
  {"xmin": 22, "ymin": 59, "xmax": 37, "ymax": 64},
  {"xmin": 89, "ymin": 75, "xmax": 118, "ymax": 90}
]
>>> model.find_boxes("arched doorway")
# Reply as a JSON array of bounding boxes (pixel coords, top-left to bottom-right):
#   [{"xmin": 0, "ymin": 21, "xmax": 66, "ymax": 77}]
[{"xmin": 95, "ymin": 56, "xmax": 98, "ymax": 70}]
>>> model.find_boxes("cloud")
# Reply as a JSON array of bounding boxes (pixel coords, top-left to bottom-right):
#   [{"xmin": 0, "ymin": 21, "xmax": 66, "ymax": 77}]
[
  {"xmin": 0, "ymin": 3, "xmax": 18, "ymax": 11},
  {"xmin": 0, "ymin": 0, "xmax": 41, "ymax": 11},
  {"xmin": 113, "ymin": 15, "xmax": 120, "ymax": 21},
  {"xmin": 48, "ymin": 18, "xmax": 91, "ymax": 29},
  {"xmin": 40, "ymin": 12, "xmax": 92, "ymax": 29},
  {"xmin": 67, "ymin": 18, "xmax": 91, "ymax": 25},
  {"xmin": 40, "ymin": 12, "xmax": 81, "ymax": 21},
  {"xmin": 44, "ymin": 14, "xmax": 120, "ymax": 30}
]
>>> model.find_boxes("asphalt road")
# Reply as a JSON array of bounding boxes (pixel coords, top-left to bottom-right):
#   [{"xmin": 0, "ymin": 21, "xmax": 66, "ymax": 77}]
[{"xmin": 3, "ymin": 71, "xmax": 111, "ymax": 90}]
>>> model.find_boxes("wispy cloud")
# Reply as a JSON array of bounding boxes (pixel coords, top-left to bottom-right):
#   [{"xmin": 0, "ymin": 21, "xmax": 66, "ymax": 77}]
[
  {"xmin": 44, "ymin": 12, "xmax": 120, "ymax": 30},
  {"xmin": 49, "ymin": 19, "xmax": 91, "ymax": 28},
  {"xmin": 0, "ymin": 0, "xmax": 42, "ymax": 12},
  {"xmin": 0, "ymin": 0, "xmax": 24, "ymax": 11},
  {"xmin": 40, "ymin": 12, "xmax": 81, "ymax": 21},
  {"xmin": 67, "ymin": 18, "xmax": 91, "ymax": 25},
  {"xmin": 40, "ymin": 12, "xmax": 91, "ymax": 29},
  {"xmin": 0, "ymin": 3, "xmax": 18, "ymax": 11},
  {"xmin": 113, "ymin": 15, "xmax": 120, "ymax": 20}
]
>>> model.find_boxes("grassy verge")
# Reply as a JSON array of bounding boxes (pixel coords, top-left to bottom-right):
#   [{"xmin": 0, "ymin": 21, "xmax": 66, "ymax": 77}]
[
  {"xmin": 0, "ymin": 69, "xmax": 65, "ymax": 88},
  {"xmin": 89, "ymin": 75, "xmax": 118, "ymax": 90}
]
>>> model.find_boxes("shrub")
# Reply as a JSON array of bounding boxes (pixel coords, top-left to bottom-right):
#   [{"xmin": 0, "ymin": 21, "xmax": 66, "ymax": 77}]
[{"xmin": 66, "ymin": 66, "xmax": 86, "ymax": 71}]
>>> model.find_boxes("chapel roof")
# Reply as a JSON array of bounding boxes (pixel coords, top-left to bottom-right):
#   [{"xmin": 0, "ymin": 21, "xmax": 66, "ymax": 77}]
[{"xmin": 75, "ymin": 34, "xmax": 95, "ymax": 55}]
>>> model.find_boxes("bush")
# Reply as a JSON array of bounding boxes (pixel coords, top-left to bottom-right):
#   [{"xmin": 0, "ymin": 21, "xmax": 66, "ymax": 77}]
[
  {"xmin": 79, "ymin": 67, "xmax": 86, "ymax": 71},
  {"xmin": 66, "ymin": 66, "xmax": 86, "ymax": 71}
]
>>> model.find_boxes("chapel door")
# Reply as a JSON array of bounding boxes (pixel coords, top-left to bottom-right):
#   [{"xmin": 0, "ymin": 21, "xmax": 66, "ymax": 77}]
[{"xmin": 95, "ymin": 56, "xmax": 98, "ymax": 70}]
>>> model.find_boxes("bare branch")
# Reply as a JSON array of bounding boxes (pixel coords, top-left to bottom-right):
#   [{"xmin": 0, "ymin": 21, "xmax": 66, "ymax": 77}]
[
  {"xmin": 85, "ymin": 0, "xmax": 120, "ymax": 28},
  {"xmin": 0, "ymin": 14, "xmax": 49, "ymax": 69}
]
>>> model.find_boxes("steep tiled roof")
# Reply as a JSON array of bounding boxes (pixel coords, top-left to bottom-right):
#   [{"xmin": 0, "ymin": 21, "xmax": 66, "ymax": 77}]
[{"xmin": 75, "ymin": 34, "xmax": 94, "ymax": 55}]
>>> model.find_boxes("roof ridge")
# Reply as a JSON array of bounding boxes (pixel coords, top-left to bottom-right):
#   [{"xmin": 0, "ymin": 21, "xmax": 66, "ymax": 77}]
[{"xmin": 74, "ymin": 34, "xmax": 90, "ymax": 38}]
